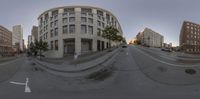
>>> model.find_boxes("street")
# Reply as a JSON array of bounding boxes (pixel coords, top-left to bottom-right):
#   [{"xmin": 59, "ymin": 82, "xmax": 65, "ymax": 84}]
[{"xmin": 0, "ymin": 45, "xmax": 200, "ymax": 99}]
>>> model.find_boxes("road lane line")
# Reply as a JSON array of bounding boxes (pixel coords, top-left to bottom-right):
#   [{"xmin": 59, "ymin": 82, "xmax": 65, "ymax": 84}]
[
  {"xmin": 10, "ymin": 82, "xmax": 26, "ymax": 85},
  {"xmin": 132, "ymin": 46, "xmax": 200, "ymax": 68},
  {"xmin": 10, "ymin": 77, "xmax": 31, "ymax": 93}
]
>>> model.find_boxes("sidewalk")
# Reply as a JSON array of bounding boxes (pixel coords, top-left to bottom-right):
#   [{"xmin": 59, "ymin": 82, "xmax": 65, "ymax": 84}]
[
  {"xmin": 0, "ymin": 56, "xmax": 19, "ymax": 63},
  {"xmin": 40, "ymin": 47, "xmax": 118, "ymax": 65},
  {"xmin": 33, "ymin": 47, "xmax": 121, "ymax": 77}
]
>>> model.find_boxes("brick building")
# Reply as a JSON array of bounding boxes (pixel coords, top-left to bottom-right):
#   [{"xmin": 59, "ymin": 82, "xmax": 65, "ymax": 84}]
[
  {"xmin": 0, "ymin": 26, "xmax": 13, "ymax": 57},
  {"xmin": 180, "ymin": 21, "xmax": 200, "ymax": 54}
]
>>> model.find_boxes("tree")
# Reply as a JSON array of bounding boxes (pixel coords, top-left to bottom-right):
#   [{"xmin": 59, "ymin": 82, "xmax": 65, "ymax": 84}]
[
  {"xmin": 115, "ymin": 35, "xmax": 124, "ymax": 42},
  {"xmin": 34, "ymin": 40, "xmax": 48, "ymax": 58},
  {"xmin": 102, "ymin": 26, "xmax": 119, "ymax": 48}
]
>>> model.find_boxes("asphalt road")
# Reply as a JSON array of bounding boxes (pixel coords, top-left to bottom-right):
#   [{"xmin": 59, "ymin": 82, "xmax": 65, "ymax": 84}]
[{"xmin": 0, "ymin": 45, "xmax": 200, "ymax": 99}]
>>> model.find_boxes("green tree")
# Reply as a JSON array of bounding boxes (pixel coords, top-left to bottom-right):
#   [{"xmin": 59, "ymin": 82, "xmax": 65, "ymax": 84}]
[
  {"xmin": 102, "ymin": 26, "xmax": 119, "ymax": 48},
  {"xmin": 35, "ymin": 40, "xmax": 48, "ymax": 58},
  {"xmin": 115, "ymin": 35, "xmax": 124, "ymax": 42}
]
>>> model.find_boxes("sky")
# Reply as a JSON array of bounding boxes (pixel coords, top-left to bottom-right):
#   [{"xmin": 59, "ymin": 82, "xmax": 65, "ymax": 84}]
[{"xmin": 1, "ymin": 0, "xmax": 200, "ymax": 46}]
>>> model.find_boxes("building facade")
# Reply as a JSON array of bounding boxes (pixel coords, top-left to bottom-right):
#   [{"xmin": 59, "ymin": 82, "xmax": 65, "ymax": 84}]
[
  {"xmin": 137, "ymin": 28, "xmax": 164, "ymax": 47},
  {"xmin": 31, "ymin": 26, "xmax": 38, "ymax": 41},
  {"xmin": 28, "ymin": 35, "xmax": 35, "ymax": 50},
  {"xmin": 180, "ymin": 21, "xmax": 200, "ymax": 54},
  {"xmin": 12, "ymin": 25, "xmax": 23, "ymax": 52},
  {"xmin": 0, "ymin": 26, "xmax": 12, "ymax": 57},
  {"xmin": 38, "ymin": 6, "xmax": 123, "ymax": 58}
]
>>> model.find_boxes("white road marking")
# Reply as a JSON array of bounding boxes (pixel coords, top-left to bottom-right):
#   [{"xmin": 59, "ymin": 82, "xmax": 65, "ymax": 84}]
[
  {"xmin": 133, "ymin": 46, "xmax": 200, "ymax": 68},
  {"xmin": 10, "ymin": 77, "xmax": 31, "ymax": 93},
  {"xmin": 10, "ymin": 82, "xmax": 26, "ymax": 85}
]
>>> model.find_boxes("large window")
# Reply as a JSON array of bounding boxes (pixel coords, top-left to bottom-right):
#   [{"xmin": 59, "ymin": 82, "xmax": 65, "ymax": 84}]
[
  {"xmin": 63, "ymin": 25, "xmax": 68, "ymax": 34},
  {"xmin": 81, "ymin": 17, "xmax": 87, "ymax": 23},
  {"xmin": 69, "ymin": 25, "xmax": 75, "ymax": 34},
  {"xmin": 98, "ymin": 21, "xmax": 101, "ymax": 26},
  {"xmin": 63, "ymin": 18, "xmax": 68, "ymax": 24},
  {"xmin": 97, "ymin": 28, "xmax": 101, "ymax": 36},
  {"xmin": 51, "ymin": 41, "xmax": 53, "ymax": 50},
  {"xmin": 50, "ymin": 22, "xmax": 53, "ymax": 28},
  {"xmin": 52, "ymin": 10, "xmax": 58, "ymax": 19},
  {"xmin": 55, "ymin": 40, "xmax": 58, "ymax": 50},
  {"xmin": 54, "ymin": 20, "xmax": 58, "ymax": 26},
  {"xmin": 55, "ymin": 28, "xmax": 58, "ymax": 36},
  {"xmin": 81, "ymin": 25, "xmax": 87, "ymax": 34},
  {"xmin": 50, "ymin": 29, "xmax": 54, "ymax": 37},
  {"xmin": 88, "ymin": 26, "xmax": 93, "ymax": 34},
  {"xmin": 88, "ymin": 18, "xmax": 93, "ymax": 24},
  {"xmin": 69, "ymin": 17, "xmax": 75, "ymax": 22}
]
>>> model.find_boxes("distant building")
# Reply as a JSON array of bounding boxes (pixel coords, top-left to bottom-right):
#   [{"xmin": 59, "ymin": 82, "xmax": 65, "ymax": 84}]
[
  {"xmin": 0, "ymin": 25, "xmax": 13, "ymax": 57},
  {"xmin": 163, "ymin": 43, "xmax": 172, "ymax": 48},
  {"xmin": 31, "ymin": 26, "xmax": 38, "ymax": 41},
  {"xmin": 137, "ymin": 28, "xmax": 164, "ymax": 47},
  {"xmin": 180, "ymin": 21, "xmax": 200, "ymax": 54},
  {"xmin": 128, "ymin": 37, "xmax": 136, "ymax": 44},
  {"xmin": 12, "ymin": 25, "xmax": 23, "ymax": 52},
  {"xmin": 28, "ymin": 35, "xmax": 35, "ymax": 50}
]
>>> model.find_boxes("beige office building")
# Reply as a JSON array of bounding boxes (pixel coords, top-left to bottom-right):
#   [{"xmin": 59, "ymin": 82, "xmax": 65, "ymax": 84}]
[
  {"xmin": 38, "ymin": 6, "xmax": 123, "ymax": 58},
  {"xmin": 138, "ymin": 28, "xmax": 164, "ymax": 47},
  {"xmin": 12, "ymin": 25, "xmax": 23, "ymax": 51}
]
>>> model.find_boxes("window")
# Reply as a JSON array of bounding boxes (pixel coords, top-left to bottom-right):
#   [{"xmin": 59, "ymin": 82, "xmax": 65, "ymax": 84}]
[
  {"xmin": 98, "ymin": 21, "xmax": 101, "ymax": 26},
  {"xmin": 97, "ymin": 28, "xmax": 101, "ymax": 36},
  {"xmin": 55, "ymin": 40, "xmax": 58, "ymax": 50},
  {"xmin": 45, "ymin": 32, "xmax": 48, "ymax": 39},
  {"xmin": 88, "ymin": 26, "xmax": 93, "ymax": 34},
  {"xmin": 82, "ymin": 8, "xmax": 92, "ymax": 13},
  {"xmin": 97, "ymin": 10, "xmax": 103, "ymax": 16},
  {"xmin": 88, "ymin": 18, "xmax": 93, "ymax": 24},
  {"xmin": 51, "ymin": 41, "xmax": 53, "ymax": 50},
  {"xmin": 63, "ymin": 25, "xmax": 68, "ymax": 34},
  {"xmin": 69, "ymin": 17, "xmax": 75, "ymax": 22},
  {"xmin": 102, "ymin": 22, "xmax": 105, "ymax": 28},
  {"xmin": 63, "ymin": 18, "xmax": 68, "ymax": 24},
  {"xmin": 50, "ymin": 29, "xmax": 54, "ymax": 37},
  {"xmin": 52, "ymin": 10, "xmax": 58, "ymax": 19},
  {"xmin": 50, "ymin": 22, "xmax": 53, "ymax": 28},
  {"xmin": 55, "ymin": 28, "xmax": 58, "ymax": 36},
  {"xmin": 69, "ymin": 25, "xmax": 75, "ymax": 34},
  {"xmin": 54, "ymin": 20, "xmax": 58, "ymax": 26},
  {"xmin": 88, "ymin": 13, "xmax": 93, "ymax": 17},
  {"xmin": 81, "ymin": 25, "xmax": 87, "ymax": 34},
  {"xmin": 81, "ymin": 17, "xmax": 87, "ymax": 23},
  {"xmin": 64, "ymin": 8, "xmax": 74, "ymax": 13}
]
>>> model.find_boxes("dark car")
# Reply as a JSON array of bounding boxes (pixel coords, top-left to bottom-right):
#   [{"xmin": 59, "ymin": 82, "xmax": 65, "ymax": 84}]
[
  {"xmin": 122, "ymin": 45, "xmax": 127, "ymax": 48},
  {"xmin": 161, "ymin": 48, "xmax": 172, "ymax": 52}
]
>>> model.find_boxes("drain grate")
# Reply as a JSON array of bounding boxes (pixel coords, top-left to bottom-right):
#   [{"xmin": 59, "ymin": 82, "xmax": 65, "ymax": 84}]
[{"xmin": 185, "ymin": 69, "xmax": 196, "ymax": 75}]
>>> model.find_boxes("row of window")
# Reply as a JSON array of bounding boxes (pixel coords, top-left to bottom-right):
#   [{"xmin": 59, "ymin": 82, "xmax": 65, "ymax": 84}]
[
  {"xmin": 40, "ymin": 11, "xmax": 116, "ymax": 27},
  {"xmin": 40, "ymin": 25, "xmax": 95, "ymax": 40},
  {"xmin": 50, "ymin": 40, "xmax": 58, "ymax": 50},
  {"xmin": 186, "ymin": 34, "xmax": 200, "ymax": 39},
  {"xmin": 186, "ymin": 48, "xmax": 200, "ymax": 52},
  {"xmin": 186, "ymin": 40, "xmax": 200, "ymax": 45},
  {"xmin": 186, "ymin": 23, "xmax": 200, "ymax": 28}
]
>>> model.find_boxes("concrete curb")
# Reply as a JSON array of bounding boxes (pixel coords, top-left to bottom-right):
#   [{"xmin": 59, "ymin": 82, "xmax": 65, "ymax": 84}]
[{"xmin": 33, "ymin": 47, "xmax": 121, "ymax": 77}]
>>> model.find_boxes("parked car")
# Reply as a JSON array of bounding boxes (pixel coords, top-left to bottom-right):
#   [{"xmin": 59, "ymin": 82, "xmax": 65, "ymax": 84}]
[
  {"xmin": 122, "ymin": 45, "xmax": 127, "ymax": 48},
  {"xmin": 161, "ymin": 48, "xmax": 172, "ymax": 52}
]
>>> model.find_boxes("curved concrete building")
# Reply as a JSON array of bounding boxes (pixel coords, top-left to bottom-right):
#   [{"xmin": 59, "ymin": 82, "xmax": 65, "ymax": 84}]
[{"xmin": 38, "ymin": 6, "xmax": 123, "ymax": 58}]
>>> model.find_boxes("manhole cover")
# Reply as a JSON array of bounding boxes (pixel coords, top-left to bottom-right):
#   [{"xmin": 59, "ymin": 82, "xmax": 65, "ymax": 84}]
[
  {"xmin": 185, "ymin": 69, "xmax": 196, "ymax": 75},
  {"xmin": 157, "ymin": 66, "xmax": 167, "ymax": 72}
]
